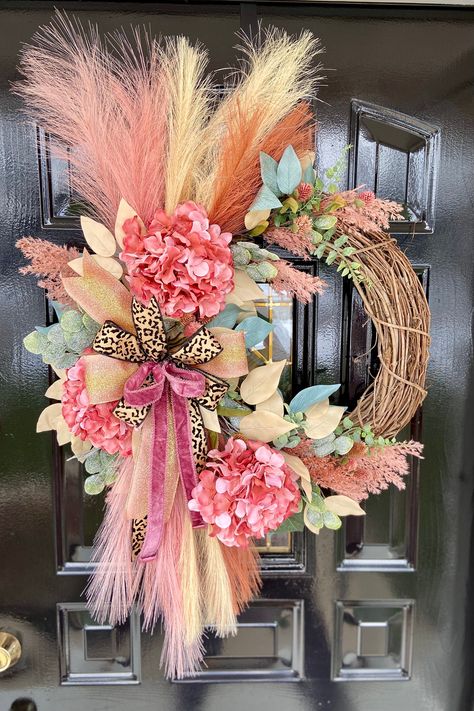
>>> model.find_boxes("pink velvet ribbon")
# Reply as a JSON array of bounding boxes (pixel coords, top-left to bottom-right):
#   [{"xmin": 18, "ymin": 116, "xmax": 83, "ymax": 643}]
[{"xmin": 123, "ymin": 360, "xmax": 206, "ymax": 562}]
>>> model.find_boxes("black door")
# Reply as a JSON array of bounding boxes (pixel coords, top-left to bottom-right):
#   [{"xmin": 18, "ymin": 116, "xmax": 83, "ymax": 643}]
[{"xmin": 1, "ymin": 3, "xmax": 473, "ymax": 710}]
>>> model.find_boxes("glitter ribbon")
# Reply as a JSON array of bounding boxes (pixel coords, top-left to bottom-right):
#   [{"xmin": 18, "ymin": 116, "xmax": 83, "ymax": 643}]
[{"xmin": 123, "ymin": 360, "xmax": 206, "ymax": 561}]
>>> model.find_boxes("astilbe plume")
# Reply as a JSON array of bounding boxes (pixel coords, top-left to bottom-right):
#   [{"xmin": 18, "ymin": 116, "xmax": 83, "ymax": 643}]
[
  {"xmin": 323, "ymin": 190, "xmax": 403, "ymax": 237},
  {"xmin": 290, "ymin": 439, "xmax": 423, "ymax": 501},
  {"xmin": 16, "ymin": 237, "xmax": 79, "ymax": 305},
  {"xmin": 264, "ymin": 223, "xmax": 314, "ymax": 259},
  {"xmin": 271, "ymin": 260, "xmax": 326, "ymax": 303}
]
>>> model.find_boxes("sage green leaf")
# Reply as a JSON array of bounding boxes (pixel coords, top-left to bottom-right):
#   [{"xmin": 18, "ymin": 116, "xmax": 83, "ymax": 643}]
[
  {"xmin": 334, "ymin": 435, "xmax": 354, "ymax": 455},
  {"xmin": 259, "ymin": 152, "xmax": 281, "ymax": 196},
  {"xmin": 323, "ymin": 511, "xmax": 342, "ymax": 530},
  {"xmin": 276, "ymin": 511, "xmax": 305, "ymax": 533},
  {"xmin": 289, "ymin": 383, "xmax": 340, "ymax": 413},
  {"xmin": 276, "ymin": 145, "xmax": 302, "ymax": 195},
  {"xmin": 60, "ymin": 310, "xmax": 84, "ymax": 333},
  {"xmin": 207, "ymin": 304, "xmax": 241, "ymax": 329},
  {"xmin": 235, "ymin": 316, "xmax": 274, "ymax": 349},
  {"xmin": 250, "ymin": 184, "xmax": 282, "ymax": 211},
  {"xmin": 23, "ymin": 330, "xmax": 47, "ymax": 355},
  {"xmin": 84, "ymin": 474, "xmax": 105, "ymax": 496},
  {"xmin": 314, "ymin": 215, "xmax": 337, "ymax": 231}
]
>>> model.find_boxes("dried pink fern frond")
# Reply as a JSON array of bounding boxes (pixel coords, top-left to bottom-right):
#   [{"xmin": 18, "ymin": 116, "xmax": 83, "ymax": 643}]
[
  {"xmin": 270, "ymin": 259, "xmax": 326, "ymax": 303},
  {"xmin": 16, "ymin": 237, "xmax": 79, "ymax": 305},
  {"xmin": 291, "ymin": 439, "xmax": 423, "ymax": 501},
  {"xmin": 265, "ymin": 224, "xmax": 313, "ymax": 259}
]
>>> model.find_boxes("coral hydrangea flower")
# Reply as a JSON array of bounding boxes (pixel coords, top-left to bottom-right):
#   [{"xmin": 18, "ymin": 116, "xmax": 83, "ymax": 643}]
[
  {"xmin": 120, "ymin": 201, "xmax": 234, "ymax": 320},
  {"xmin": 61, "ymin": 358, "xmax": 132, "ymax": 457},
  {"xmin": 188, "ymin": 437, "xmax": 301, "ymax": 547}
]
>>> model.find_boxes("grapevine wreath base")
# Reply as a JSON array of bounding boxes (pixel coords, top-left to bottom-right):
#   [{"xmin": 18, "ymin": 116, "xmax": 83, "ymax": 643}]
[{"xmin": 16, "ymin": 13, "xmax": 429, "ymax": 678}]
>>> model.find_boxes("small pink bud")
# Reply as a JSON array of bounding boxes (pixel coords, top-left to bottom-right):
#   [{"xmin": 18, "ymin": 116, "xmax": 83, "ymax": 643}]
[
  {"xmin": 358, "ymin": 190, "xmax": 375, "ymax": 204},
  {"xmin": 296, "ymin": 182, "xmax": 313, "ymax": 202}
]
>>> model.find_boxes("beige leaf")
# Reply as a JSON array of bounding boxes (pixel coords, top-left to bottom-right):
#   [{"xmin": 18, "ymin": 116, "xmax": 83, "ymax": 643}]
[
  {"xmin": 200, "ymin": 406, "xmax": 221, "ymax": 433},
  {"xmin": 240, "ymin": 360, "xmax": 286, "ymax": 405},
  {"xmin": 305, "ymin": 405, "xmax": 346, "ymax": 440},
  {"xmin": 44, "ymin": 380, "xmax": 64, "ymax": 400},
  {"xmin": 36, "ymin": 403, "xmax": 63, "ymax": 432},
  {"xmin": 56, "ymin": 417, "xmax": 72, "ymax": 446},
  {"xmin": 281, "ymin": 451, "xmax": 311, "ymax": 482},
  {"xmin": 324, "ymin": 495, "xmax": 365, "ymax": 517},
  {"xmin": 239, "ymin": 410, "xmax": 295, "ymax": 442},
  {"xmin": 230, "ymin": 269, "xmax": 265, "ymax": 303},
  {"xmin": 300, "ymin": 150, "xmax": 316, "ymax": 173},
  {"xmin": 305, "ymin": 398, "xmax": 330, "ymax": 423},
  {"xmin": 256, "ymin": 390, "xmax": 284, "ymax": 417},
  {"xmin": 80, "ymin": 215, "xmax": 116, "ymax": 257},
  {"xmin": 51, "ymin": 366, "xmax": 66, "ymax": 380},
  {"xmin": 71, "ymin": 436, "xmax": 93, "ymax": 458},
  {"xmin": 115, "ymin": 198, "xmax": 146, "ymax": 248},
  {"xmin": 300, "ymin": 476, "xmax": 313, "ymax": 501},
  {"xmin": 68, "ymin": 255, "xmax": 123, "ymax": 279},
  {"xmin": 244, "ymin": 209, "xmax": 271, "ymax": 231},
  {"xmin": 92, "ymin": 256, "xmax": 123, "ymax": 279}
]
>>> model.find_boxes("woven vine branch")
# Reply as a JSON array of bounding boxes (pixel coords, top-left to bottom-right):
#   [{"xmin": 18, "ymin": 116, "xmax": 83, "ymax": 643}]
[{"xmin": 339, "ymin": 224, "xmax": 431, "ymax": 439}]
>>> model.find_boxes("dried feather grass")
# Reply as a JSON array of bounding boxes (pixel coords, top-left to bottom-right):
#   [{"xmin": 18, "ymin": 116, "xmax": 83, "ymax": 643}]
[
  {"xmin": 162, "ymin": 37, "xmax": 212, "ymax": 212},
  {"xmin": 196, "ymin": 529, "xmax": 238, "ymax": 637},
  {"xmin": 14, "ymin": 11, "xmax": 169, "ymax": 227},
  {"xmin": 197, "ymin": 27, "xmax": 324, "ymax": 213}
]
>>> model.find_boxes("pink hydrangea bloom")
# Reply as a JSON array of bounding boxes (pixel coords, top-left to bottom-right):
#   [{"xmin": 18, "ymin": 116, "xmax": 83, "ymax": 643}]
[
  {"xmin": 61, "ymin": 359, "xmax": 132, "ymax": 457},
  {"xmin": 120, "ymin": 201, "xmax": 234, "ymax": 320},
  {"xmin": 188, "ymin": 437, "xmax": 301, "ymax": 547}
]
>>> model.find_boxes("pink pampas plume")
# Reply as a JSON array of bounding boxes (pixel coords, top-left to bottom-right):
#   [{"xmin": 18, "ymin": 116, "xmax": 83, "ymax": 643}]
[
  {"xmin": 14, "ymin": 11, "xmax": 168, "ymax": 228},
  {"xmin": 270, "ymin": 260, "xmax": 326, "ymax": 303},
  {"xmin": 86, "ymin": 456, "xmax": 138, "ymax": 625}
]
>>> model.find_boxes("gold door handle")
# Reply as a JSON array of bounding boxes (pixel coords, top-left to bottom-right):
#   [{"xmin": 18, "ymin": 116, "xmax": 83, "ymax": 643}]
[{"xmin": 0, "ymin": 633, "xmax": 21, "ymax": 672}]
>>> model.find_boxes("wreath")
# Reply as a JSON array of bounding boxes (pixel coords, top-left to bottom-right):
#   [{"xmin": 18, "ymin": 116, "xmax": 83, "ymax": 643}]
[{"xmin": 15, "ymin": 13, "xmax": 429, "ymax": 679}]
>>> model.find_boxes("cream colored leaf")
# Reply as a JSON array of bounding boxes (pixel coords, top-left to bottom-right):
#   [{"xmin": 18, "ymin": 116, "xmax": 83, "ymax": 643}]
[
  {"xmin": 200, "ymin": 406, "xmax": 221, "ymax": 433},
  {"xmin": 71, "ymin": 436, "xmax": 93, "ymax": 458},
  {"xmin": 56, "ymin": 417, "xmax": 72, "ymax": 446},
  {"xmin": 244, "ymin": 209, "xmax": 271, "ymax": 231},
  {"xmin": 51, "ymin": 366, "xmax": 66, "ymax": 380},
  {"xmin": 300, "ymin": 476, "xmax": 313, "ymax": 501},
  {"xmin": 115, "ymin": 198, "xmax": 146, "ymax": 248},
  {"xmin": 300, "ymin": 150, "xmax": 316, "ymax": 173},
  {"xmin": 68, "ymin": 255, "xmax": 123, "ymax": 279},
  {"xmin": 230, "ymin": 269, "xmax": 265, "ymax": 303},
  {"xmin": 281, "ymin": 452, "xmax": 311, "ymax": 482},
  {"xmin": 240, "ymin": 360, "xmax": 286, "ymax": 405},
  {"xmin": 92, "ymin": 256, "xmax": 123, "ymax": 279},
  {"xmin": 324, "ymin": 495, "xmax": 365, "ymax": 517},
  {"xmin": 44, "ymin": 380, "xmax": 64, "ymax": 400},
  {"xmin": 305, "ymin": 405, "xmax": 346, "ymax": 440},
  {"xmin": 256, "ymin": 390, "xmax": 284, "ymax": 417},
  {"xmin": 80, "ymin": 215, "xmax": 116, "ymax": 257},
  {"xmin": 305, "ymin": 398, "xmax": 330, "ymax": 423},
  {"xmin": 36, "ymin": 403, "xmax": 63, "ymax": 432},
  {"xmin": 68, "ymin": 257, "xmax": 84, "ymax": 275},
  {"xmin": 239, "ymin": 410, "xmax": 295, "ymax": 442}
]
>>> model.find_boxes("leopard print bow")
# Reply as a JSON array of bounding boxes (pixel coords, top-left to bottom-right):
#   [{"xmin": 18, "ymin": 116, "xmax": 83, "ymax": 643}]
[{"xmin": 92, "ymin": 296, "xmax": 229, "ymax": 426}]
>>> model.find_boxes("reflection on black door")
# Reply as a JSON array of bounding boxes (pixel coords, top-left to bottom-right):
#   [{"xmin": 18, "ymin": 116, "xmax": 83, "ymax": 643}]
[{"xmin": 1, "ymin": 3, "xmax": 473, "ymax": 711}]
